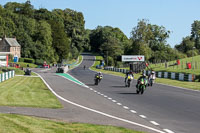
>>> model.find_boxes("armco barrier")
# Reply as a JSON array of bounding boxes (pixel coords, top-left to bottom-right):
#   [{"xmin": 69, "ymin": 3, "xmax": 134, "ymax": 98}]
[
  {"xmin": 0, "ymin": 70, "xmax": 15, "ymax": 83},
  {"xmin": 104, "ymin": 67, "xmax": 196, "ymax": 82}
]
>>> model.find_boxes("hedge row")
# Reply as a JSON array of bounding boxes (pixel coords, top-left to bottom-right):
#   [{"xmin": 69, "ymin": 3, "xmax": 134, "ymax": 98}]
[{"xmin": 19, "ymin": 58, "xmax": 45, "ymax": 65}]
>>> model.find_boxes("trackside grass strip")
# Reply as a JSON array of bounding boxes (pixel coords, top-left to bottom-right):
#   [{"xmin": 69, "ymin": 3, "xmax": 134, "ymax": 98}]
[
  {"xmin": 0, "ymin": 76, "xmax": 62, "ymax": 108},
  {"xmin": 0, "ymin": 113, "xmax": 144, "ymax": 133}
]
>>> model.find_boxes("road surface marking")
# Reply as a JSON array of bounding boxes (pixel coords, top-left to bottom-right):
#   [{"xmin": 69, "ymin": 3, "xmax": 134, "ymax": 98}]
[
  {"xmin": 117, "ymin": 103, "xmax": 122, "ymax": 105},
  {"xmin": 38, "ymin": 74, "xmax": 166, "ymax": 133},
  {"xmin": 150, "ymin": 121, "xmax": 160, "ymax": 126},
  {"xmin": 112, "ymin": 100, "xmax": 117, "ymax": 102},
  {"xmin": 163, "ymin": 129, "xmax": 174, "ymax": 133},
  {"xmin": 130, "ymin": 110, "xmax": 137, "ymax": 113},
  {"xmin": 108, "ymin": 97, "xmax": 112, "ymax": 100},
  {"xmin": 139, "ymin": 115, "xmax": 147, "ymax": 118},
  {"xmin": 123, "ymin": 106, "xmax": 129, "ymax": 109}
]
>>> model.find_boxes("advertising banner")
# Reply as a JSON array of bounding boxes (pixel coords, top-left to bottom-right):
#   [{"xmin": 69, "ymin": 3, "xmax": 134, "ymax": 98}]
[{"xmin": 122, "ymin": 55, "xmax": 145, "ymax": 62}]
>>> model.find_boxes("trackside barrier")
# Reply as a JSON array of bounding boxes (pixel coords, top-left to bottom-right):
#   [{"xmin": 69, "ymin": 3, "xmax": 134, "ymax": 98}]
[
  {"xmin": 104, "ymin": 67, "xmax": 196, "ymax": 82},
  {"xmin": 0, "ymin": 70, "xmax": 15, "ymax": 83},
  {"xmin": 144, "ymin": 70, "xmax": 195, "ymax": 82}
]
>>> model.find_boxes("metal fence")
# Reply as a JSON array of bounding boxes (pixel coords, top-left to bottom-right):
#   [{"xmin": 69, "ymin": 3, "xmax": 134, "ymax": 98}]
[{"xmin": 0, "ymin": 70, "xmax": 15, "ymax": 83}]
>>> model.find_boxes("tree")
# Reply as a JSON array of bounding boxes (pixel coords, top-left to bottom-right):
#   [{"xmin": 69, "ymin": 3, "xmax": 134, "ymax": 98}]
[
  {"xmin": 53, "ymin": 8, "xmax": 86, "ymax": 55},
  {"xmin": 175, "ymin": 36, "xmax": 195, "ymax": 53},
  {"xmin": 100, "ymin": 36, "xmax": 123, "ymax": 66},
  {"xmin": 191, "ymin": 20, "xmax": 200, "ymax": 49},
  {"xmin": 90, "ymin": 26, "xmax": 129, "ymax": 65},
  {"xmin": 130, "ymin": 19, "xmax": 170, "ymax": 61},
  {"xmin": 50, "ymin": 20, "xmax": 70, "ymax": 63},
  {"xmin": 34, "ymin": 20, "xmax": 56, "ymax": 62}
]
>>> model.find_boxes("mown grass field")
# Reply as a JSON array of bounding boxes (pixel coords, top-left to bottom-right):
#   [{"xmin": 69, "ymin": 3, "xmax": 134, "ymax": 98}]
[
  {"xmin": 0, "ymin": 114, "xmax": 144, "ymax": 133},
  {"xmin": 0, "ymin": 76, "xmax": 62, "ymax": 108},
  {"xmin": 147, "ymin": 55, "xmax": 200, "ymax": 75},
  {"xmin": 91, "ymin": 56, "xmax": 200, "ymax": 90}
]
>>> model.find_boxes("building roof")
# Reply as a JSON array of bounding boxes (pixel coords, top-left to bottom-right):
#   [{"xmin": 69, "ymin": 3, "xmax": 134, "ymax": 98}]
[{"xmin": 5, "ymin": 38, "xmax": 20, "ymax": 47}]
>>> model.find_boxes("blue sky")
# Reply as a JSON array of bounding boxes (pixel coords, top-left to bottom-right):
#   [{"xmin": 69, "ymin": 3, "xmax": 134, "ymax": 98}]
[{"xmin": 1, "ymin": 0, "xmax": 200, "ymax": 48}]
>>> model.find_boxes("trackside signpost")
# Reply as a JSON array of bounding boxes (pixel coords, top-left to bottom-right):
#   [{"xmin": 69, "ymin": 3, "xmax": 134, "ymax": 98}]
[{"xmin": 122, "ymin": 55, "xmax": 145, "ymax": 62}]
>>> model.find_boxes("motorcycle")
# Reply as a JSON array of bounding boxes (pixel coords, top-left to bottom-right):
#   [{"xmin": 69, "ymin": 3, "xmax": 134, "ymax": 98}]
[
  {"xmin": 136, "ymin": 78, "xmax": 148, "ymax": 94},
  {"xmin": 94, "ymin": 75, "xmax": 102, "ymax": 85},
  {"xmin": 125, "ymin": 75, "xmax": 133, "ymax": 87},
  {"xmin": 148, "ymin": 78, "xmax": 154, "ymax": 86}
]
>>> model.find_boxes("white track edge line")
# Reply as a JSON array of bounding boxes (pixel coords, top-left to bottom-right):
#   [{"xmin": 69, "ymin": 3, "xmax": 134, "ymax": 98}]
[
  {"xmin": 37, "ymin": 73, "xmax": 166, "ymax": 133},
  {"xmin": 163, "ymin": 129, "xmax": 175, "ymax": 133}
]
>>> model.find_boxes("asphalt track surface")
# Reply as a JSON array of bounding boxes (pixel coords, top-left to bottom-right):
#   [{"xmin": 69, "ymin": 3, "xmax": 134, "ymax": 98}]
[
  {"xmin": 68, "ymin": 54, "xmax": 200, "ymax": 133},
  {"xmin": 0, "ymin": 54, "xmax": 199, "ymax": 133}
]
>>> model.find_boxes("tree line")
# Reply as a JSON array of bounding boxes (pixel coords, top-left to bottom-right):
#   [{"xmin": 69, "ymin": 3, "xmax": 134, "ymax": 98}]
[
  {"xmin": 0, "ymin": 1, "xmax": 199, "ymax": 66},
  {"xmin": 0, "ymin": 1, "xmax": 88, "ymax": 64}
]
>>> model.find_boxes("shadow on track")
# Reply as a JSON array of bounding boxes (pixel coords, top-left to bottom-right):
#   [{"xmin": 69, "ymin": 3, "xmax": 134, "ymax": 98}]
[
  {"xmin": 118, "ymin": 93, "xmax": 138, "ymax": 95},
  {"xmin": 86, "ymin": 83, "xmax": 96, "ymax": 86},
  {"xmin": 111, "ymin": 86, "xmax": 126, "ymax": 88}
]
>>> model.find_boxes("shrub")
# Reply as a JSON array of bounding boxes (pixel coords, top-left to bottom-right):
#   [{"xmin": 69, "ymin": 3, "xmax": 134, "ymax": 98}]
[
  {"xmin": 19, "ymin": 58, "xmax": 24, "ymax": 62},
  {"xmin": 24, "ymin": 58, "xmax": 35, "ymax": 64},
  {"xmin": 35, "ymin": 59, "xmax": 44, "ymax": 65}
]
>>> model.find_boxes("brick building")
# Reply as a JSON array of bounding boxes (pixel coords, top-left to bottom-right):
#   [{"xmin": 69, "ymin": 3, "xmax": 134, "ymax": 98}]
[{"xmin": 0, "ymin": 36, "xmax": 21, "ymax": 58}]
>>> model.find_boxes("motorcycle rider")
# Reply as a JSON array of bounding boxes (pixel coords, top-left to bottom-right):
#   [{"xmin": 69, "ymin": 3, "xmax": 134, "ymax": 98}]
[
  {"xmin": 148, "ymin": 70, "xmax": 156, "ymax": 80},
  {"xmin": 148, "ymin": 70, "xmax": 156, "ymax": 86},
  {"xmin": 95, "ymin": 72, "xmax": 103, "ymax": 82},
  {"xmin": 125, "ymin": 70, "xmax": 134, "ymax": 83},
  {"xmin": 136, "ymin": 73, "xmax": 147, "ymax": 88}
]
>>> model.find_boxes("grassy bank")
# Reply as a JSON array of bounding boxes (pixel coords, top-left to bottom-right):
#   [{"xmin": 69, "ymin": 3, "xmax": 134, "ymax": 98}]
[
  {"xmin": 0, "ymin": 113, "xmax": 143, "ymax": 133},
  {"xmin": 0, "ymin": 76, "xmax": 62, "ymax": 108},
  {"xmin": 147, "ymin": 55, "xmax": 200, "ymax": 75},
  {"xmin": 91, "ymin": 56, "xmax": 200, "ymax": 91}
]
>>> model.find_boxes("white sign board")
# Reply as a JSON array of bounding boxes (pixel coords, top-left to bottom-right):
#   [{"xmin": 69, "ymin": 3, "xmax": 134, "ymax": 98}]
[{"xmin": 122, "ymin": 55, "xmax": 145, "ymax": 62}]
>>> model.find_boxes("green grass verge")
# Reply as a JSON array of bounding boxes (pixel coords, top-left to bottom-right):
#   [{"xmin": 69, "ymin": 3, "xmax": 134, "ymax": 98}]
[
  {"xmin": 10, "ymin": 62, "xmax": 38, "ymax": 68},
  {"xmin": 0, "ymin": 113, "xmax": 144, "ymax": 133},
  {"xmin": 77, "ymin": 55, "xmax": 83, "ymax": 65},
  {"xmin": 91, "ymin": 56, "xmax": 200, "ymax": 91},
  {"xmin": 0, "ymin": 67, "xmax": 37, "ymax": 76},
  {"xmin": 0, "ymin": 76, "xmax": 62, "ymax": 108},
  {"xmin": 147, "ymin": 55, "xmax": 200, "ymax": 75}
]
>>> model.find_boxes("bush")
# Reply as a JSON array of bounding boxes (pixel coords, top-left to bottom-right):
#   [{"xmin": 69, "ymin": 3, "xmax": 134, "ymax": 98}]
[
  {"xmin": 19, "ymin": 58, "xmax": 24, "ymax": 62},
  {"xmin": 35, "ymin": 59, "xmax": 44, "ymax": 65},
  {"xmin": 24, "ymin": 58, "xmax": 35, "ymax": 64},
  {"xmin": 107, "ymin": 56, "xmax": 114, "ymax": 66}
]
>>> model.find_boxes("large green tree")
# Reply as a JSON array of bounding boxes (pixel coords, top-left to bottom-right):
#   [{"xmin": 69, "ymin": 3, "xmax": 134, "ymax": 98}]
[
  {"xmin": 90, "ymin": 26, "xmax": 129, "ymax": 65},
  {"xmin": 130, "ymin": 19, "xmax": 171, "ymax": 61}
]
